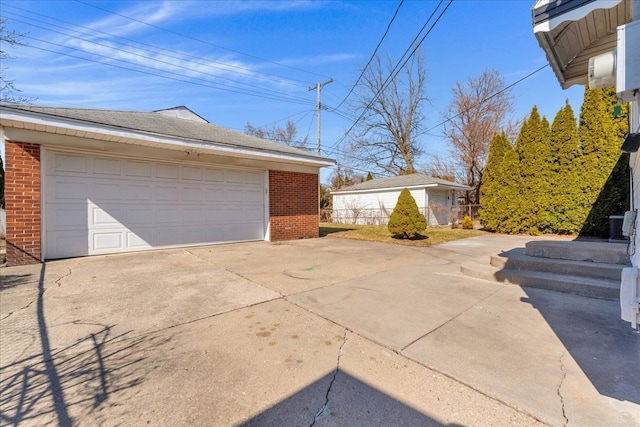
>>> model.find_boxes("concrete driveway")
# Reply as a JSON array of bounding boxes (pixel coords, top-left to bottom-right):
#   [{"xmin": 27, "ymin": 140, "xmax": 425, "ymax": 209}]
[{"xmin": 1, "ymin": 235, "xmax": 638, "ymax": 426}]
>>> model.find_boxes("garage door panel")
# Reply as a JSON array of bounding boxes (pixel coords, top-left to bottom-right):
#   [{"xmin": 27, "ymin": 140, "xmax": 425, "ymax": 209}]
[
  {"xmin": 126, "ymin": 184, "xmax": 153, "ymax": 201},
  {"xmin": 205, "ymin": 188, "xmax": 225, "ymax": 202},
  {"xmin": 54, "ymin": 180, "xmax": 88, "ymax": 200},
  {"xmin": 93, "ymin": 157, "xmax": 122, "ymax": 175},
  {"xmin": 205, "ymin": 169, "xmax": 225, "ymax": 182},
  {"xmin": 92, "ymin": 181, "xmax": 123, "ymax": 201},
  {"xmin": 157, "ymin": 208, "xmax": 180, "ymax": 224},
  {"xmin": 91, "ymin": 206, "xmax": 122, "ymax": 226},
  {"xmin": 245, "ymin": 172, "xmax": 264, "ymax": 185},
  {"xmin": 47, "ymin": 205, "xmax": 87, "ymax": 228},
  {"xmin": 246, "ymin": 206, "xmax": 264, "ymax": 221},
  {"xmin": 126, "ymin": 160, "xmax": 152, "ymax": 177},
  {"xmin": 47, "ymin": 230, "xmax": 89, "ymax": 258},
  {"xmin": 245, "ymin": 189, "xmax": 263, "ymax": 203},
  {"xmin": 182, "ymin": 207, "xmax": 203, "ymax": 223},
  {"xmin": 183, "ymin": 166, "xmax": 203, "ymax": 181},
  {"xmin": 45, "ymin": 150, "xmax": 266, "ymax": 259},
  {"xmin": 128, "ymin": 208, "xmax": 155, "ymax": 225},
  {"xmin": 53, "ymin": 153, "xmax": 87, "ymax": 174},
  {"xmin": 156, "ymin": 185, "xmax": 180, "ymax": 202},
  {"xmin": 93, "ymin": 232, "xmax": 124, "ymax": 252},
  {"xmin": 127, "ymin": 231, "xmax": 153, "ymax": 249},
  {"xmin": 227, "ymin": 170, "xmax": 245, "ymax": 183},
  {"xmin": 182, "ymin": 187, "xmax": 203, "ymax": 201},
  {"xmin": 157, "ymin": 163, "xmax": 179, "ymax": 179}
]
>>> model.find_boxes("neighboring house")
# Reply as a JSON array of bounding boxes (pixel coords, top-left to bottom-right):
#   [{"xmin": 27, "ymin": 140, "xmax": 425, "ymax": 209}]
[
  {"xmin": 331, "ymin": 174, "xmax": 471, "ymax": 226},
  {"xmin": 532, "ymin": 0, "xmax": 639, "ymax": 328},
  {"xmin": 0, "ymin": 104, "xmax": 334, "ymax": 266}
]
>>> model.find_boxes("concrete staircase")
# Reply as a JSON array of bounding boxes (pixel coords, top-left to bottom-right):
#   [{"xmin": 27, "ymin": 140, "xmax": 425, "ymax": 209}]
[{"xmin": 461, "ymin": 240, "xmax": 630, "ymax": 300}]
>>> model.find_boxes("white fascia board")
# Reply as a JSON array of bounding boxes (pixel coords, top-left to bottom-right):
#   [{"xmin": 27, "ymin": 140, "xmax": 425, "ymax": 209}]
[
  {"xmin": 0, "ymin": 108, "xmax": 335, "ymax": 168},
  {"xmin": 331, "ymin": 183, "xmax": 471, "ymax": 195},
  {"xmin": 534, "ymin": 0, "xmax": 623, "ymax": 33}
]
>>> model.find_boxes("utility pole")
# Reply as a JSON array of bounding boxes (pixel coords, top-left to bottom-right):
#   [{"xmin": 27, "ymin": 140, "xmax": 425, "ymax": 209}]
[{"xmin": 309, "ymin": 78, "xmax": 333, "ymax": 154}]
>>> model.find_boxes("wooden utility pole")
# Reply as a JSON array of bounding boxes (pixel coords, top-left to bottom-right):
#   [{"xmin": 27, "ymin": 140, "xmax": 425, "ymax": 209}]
[{"xmin": 309, "ymin": 78, "xmax": 333, "ymax": 154}]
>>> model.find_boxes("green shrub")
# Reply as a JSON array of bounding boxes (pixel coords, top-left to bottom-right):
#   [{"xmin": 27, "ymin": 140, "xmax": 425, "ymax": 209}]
[
  {"xmin": 461, "ymin": 215, "xmax": 474, "ymax": 229},
  {"xmin": 388, "ymin": 188, "xmax": 426, "ymax": 239}
]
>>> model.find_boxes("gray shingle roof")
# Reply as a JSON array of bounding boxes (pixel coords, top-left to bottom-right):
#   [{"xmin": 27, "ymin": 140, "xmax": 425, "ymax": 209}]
[
  {"xmin": 333, "ymin": 174, "xmax": 472, "ymax": 193},
  {"xmin": 0, "ymin": 103, "xmax": 333, "ymax": 162}
]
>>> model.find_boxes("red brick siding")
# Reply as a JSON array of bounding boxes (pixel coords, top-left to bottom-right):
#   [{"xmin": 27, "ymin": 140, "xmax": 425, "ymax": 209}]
[
  {"xmin": 269, "ymin": 170, "xmax": 319, "ymax": 240},
  {"xmin": 5, "ymin": 141, "xmax": 42, "ymax": 265}
]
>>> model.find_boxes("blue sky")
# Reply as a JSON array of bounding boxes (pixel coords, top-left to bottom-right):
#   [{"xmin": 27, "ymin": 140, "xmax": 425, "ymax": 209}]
[{"xmin": 1, "ymin": 0, "xmax": 585, "ymax": 182}]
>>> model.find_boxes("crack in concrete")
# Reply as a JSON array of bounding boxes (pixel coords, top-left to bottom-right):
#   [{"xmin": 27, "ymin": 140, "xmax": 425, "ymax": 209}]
[
  {"xmin": 557, "ymin": 352, "xmax": 568, "ymax": 426},
  {"xmin": 54, "ymin": 267, "xmax": 73, "ymax": 287},
  {"xmin": 311, "ymin": 328, "xmax": 347, "ymax": 427},
  {"xmin": 1, "ymin": 267, "xmax": 71, "ymax": 321}
]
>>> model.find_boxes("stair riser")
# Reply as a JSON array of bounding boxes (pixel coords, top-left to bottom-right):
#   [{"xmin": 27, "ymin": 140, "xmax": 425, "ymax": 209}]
[
  {"xmin": 494, "ymin": 271, "xmax": 619, "ymax": 301},
  {"xmin": 490, "ymin": 256, "xmax": 623, "ymax": 281},
  {"xmin": 526, "ymin": 244, "xmax": 630, "ymax": 265}
]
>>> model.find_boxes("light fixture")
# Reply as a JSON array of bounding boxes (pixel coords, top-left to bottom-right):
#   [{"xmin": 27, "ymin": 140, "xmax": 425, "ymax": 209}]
[{"xmin": 621, "ymin": 133, "xmax": 640, "ymax": 153}]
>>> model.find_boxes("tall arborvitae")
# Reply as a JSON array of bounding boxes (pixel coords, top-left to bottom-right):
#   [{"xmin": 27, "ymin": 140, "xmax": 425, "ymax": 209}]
[
  {"xmin": 549, "ymin": 101, "xmax": 582, "ymax": 234},
  {"xmin": 579, "ymin": 87, "xmax": 629, "ymax": 237},
  {"xmin": 479, "ymin": 132, "xmax": 521, "ymax": 233},
  {"xmin": 516, "ymin": 107, "xmax": 552, "ymax": 234}
]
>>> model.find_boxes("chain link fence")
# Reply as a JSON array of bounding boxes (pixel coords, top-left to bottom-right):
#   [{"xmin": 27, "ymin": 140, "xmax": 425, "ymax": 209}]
[{"xmin": 321, "ymin": 204, "xmax": 481, "ymax": 227}]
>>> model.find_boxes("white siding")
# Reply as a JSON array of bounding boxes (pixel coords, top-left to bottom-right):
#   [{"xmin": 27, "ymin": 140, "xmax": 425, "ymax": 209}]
[
  {"xmin": 631, "ymin": 92, "xmax": 640, "ymax": 267},
  {"xmin": 333, "ymin": 188, "xmax": 426, "ymax": 225}
]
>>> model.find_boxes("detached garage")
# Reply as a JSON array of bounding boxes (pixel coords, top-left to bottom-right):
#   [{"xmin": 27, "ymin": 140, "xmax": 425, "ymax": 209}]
[
  {"xmin": 1, "ymin": 104, "xmax": 334, "ymax": 266},
  {"xmin": 332, "ymin": 174, "xmax": 471, "ymax": 227}
]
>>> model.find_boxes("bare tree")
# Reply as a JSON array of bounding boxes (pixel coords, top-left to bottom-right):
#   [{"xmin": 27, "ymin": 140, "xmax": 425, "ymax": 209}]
[
  {"xmin": 442, "ymin": 69, "xmax": 514, "ymax": 204},
  {"xmin": 422, "ymin": 154, "xmax": 460, "ymax": 183},
  {"xmin": 0, "ymin": 19, "xmax": 31, "ymax": 103},
  {"xmin": 327, "ymin": 165, "xmax": 363, "ymax": 190},
  {"xmin": 245, "ymin": 120, "xmax": 308, "ymax": 150},
  {"xmin": 348, "ymin": 51, "xmax": 428, "ymax": 175}
]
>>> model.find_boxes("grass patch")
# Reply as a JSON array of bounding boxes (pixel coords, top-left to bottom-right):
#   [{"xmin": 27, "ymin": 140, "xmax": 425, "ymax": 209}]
[{"xmin": 319, "ymin": 222, "xmax": 485, "ymax": 246}]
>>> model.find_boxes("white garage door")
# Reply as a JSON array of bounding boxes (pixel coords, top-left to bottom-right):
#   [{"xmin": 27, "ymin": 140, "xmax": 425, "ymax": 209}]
[{"xmin": 44, "ymin": 150, "xmax": 266, "ymax": 259}]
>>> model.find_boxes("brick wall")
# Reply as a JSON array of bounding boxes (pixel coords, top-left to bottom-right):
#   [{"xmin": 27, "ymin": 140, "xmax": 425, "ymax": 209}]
[
  {"xmin": 269, "ymin": 170, "xmax": 319, "ymax": 240},
  {"xmin": 5, "ymin": 141, "xmax": 42, "ymax": 265}
]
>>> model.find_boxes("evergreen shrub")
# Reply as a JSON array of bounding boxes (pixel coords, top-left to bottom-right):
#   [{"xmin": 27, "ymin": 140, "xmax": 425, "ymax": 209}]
[{"xmin": 388, "ymin": 188, "xmax": 427, "ymax": 239}]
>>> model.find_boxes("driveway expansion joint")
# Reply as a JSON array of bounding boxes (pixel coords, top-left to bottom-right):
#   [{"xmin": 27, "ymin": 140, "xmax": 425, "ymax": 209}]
[
  {"xmin": 310, "ymin": 328, "xmax": 347, "ymax": 427},
  {"xmin": 400, "ymin": 285, "xmax": 506, "ymax": 352}
]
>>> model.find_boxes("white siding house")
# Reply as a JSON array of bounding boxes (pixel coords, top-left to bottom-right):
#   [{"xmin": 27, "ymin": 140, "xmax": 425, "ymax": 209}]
[
  {"xmin": 533, "ymin": 0, "xmax": 640, "ymax": 328},
  {"xmin": 331, "ymin": 174, "xmax": 471, "ymax": 226}
]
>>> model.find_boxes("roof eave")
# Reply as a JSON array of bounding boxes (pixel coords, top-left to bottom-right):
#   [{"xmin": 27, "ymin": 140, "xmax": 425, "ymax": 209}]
[
  {"xmin": 331, "ymin": 183, "xmax": 472, "ymax": 195},
  {"xmin": 0, "ymin": 107, "xmax": 335, "ymax": 168},
  {"xmin": 532, "ymin": 0, "xmax": 630, "ymax": 89}
]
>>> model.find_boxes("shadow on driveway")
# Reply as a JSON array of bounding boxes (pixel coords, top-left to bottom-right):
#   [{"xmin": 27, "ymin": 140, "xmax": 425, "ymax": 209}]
[
  {"xmin": 0, "ymin": 264, "xmax": 171, "ymax": 426},
  {"xmin": 244, "ymin": 370, "xmax": 463, "ymax": 427},
  {"xmin": 521, "ymin": 288, "xmax": 640, "ymax": 405}
]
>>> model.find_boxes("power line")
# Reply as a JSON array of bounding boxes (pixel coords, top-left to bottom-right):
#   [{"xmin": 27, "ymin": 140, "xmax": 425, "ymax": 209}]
[
  {"xmin": 334, "ymin": 0, "xmax": 405, "ymax": 111},
  {"xmin": 329, "ymin": 0, "xmax": 453, "ymax": 151},
  {"xmin": 2, "ymin": 3, "xmax": 313, "ymax": 88},
  {"xmin": 12, "ymin": 25, "xmax": 315, "ymax": 106},
  {"xmin": 74, "ymin": 0, "xmax": 332, "ymax": 80},
  {"xmin": 422, "ymin": 64, "xmax": 550, "ymax": 136},
  {"xmin": 21, "ymin": 41, "xmax": 316, "ymax": 106}
]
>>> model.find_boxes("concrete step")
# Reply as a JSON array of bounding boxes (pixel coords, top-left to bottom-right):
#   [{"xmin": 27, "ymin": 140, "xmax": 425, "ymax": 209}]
[
  {"xmin": 490, "ymin": 249, "xmax": 624, "ymax": 281},
  {"xmin": 526, "ymin": 240, "xmax": 630, "ymax": 265},
  {"xmin": 461, "ymin": 261, "xmax": 620, "ymax": 301}
]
